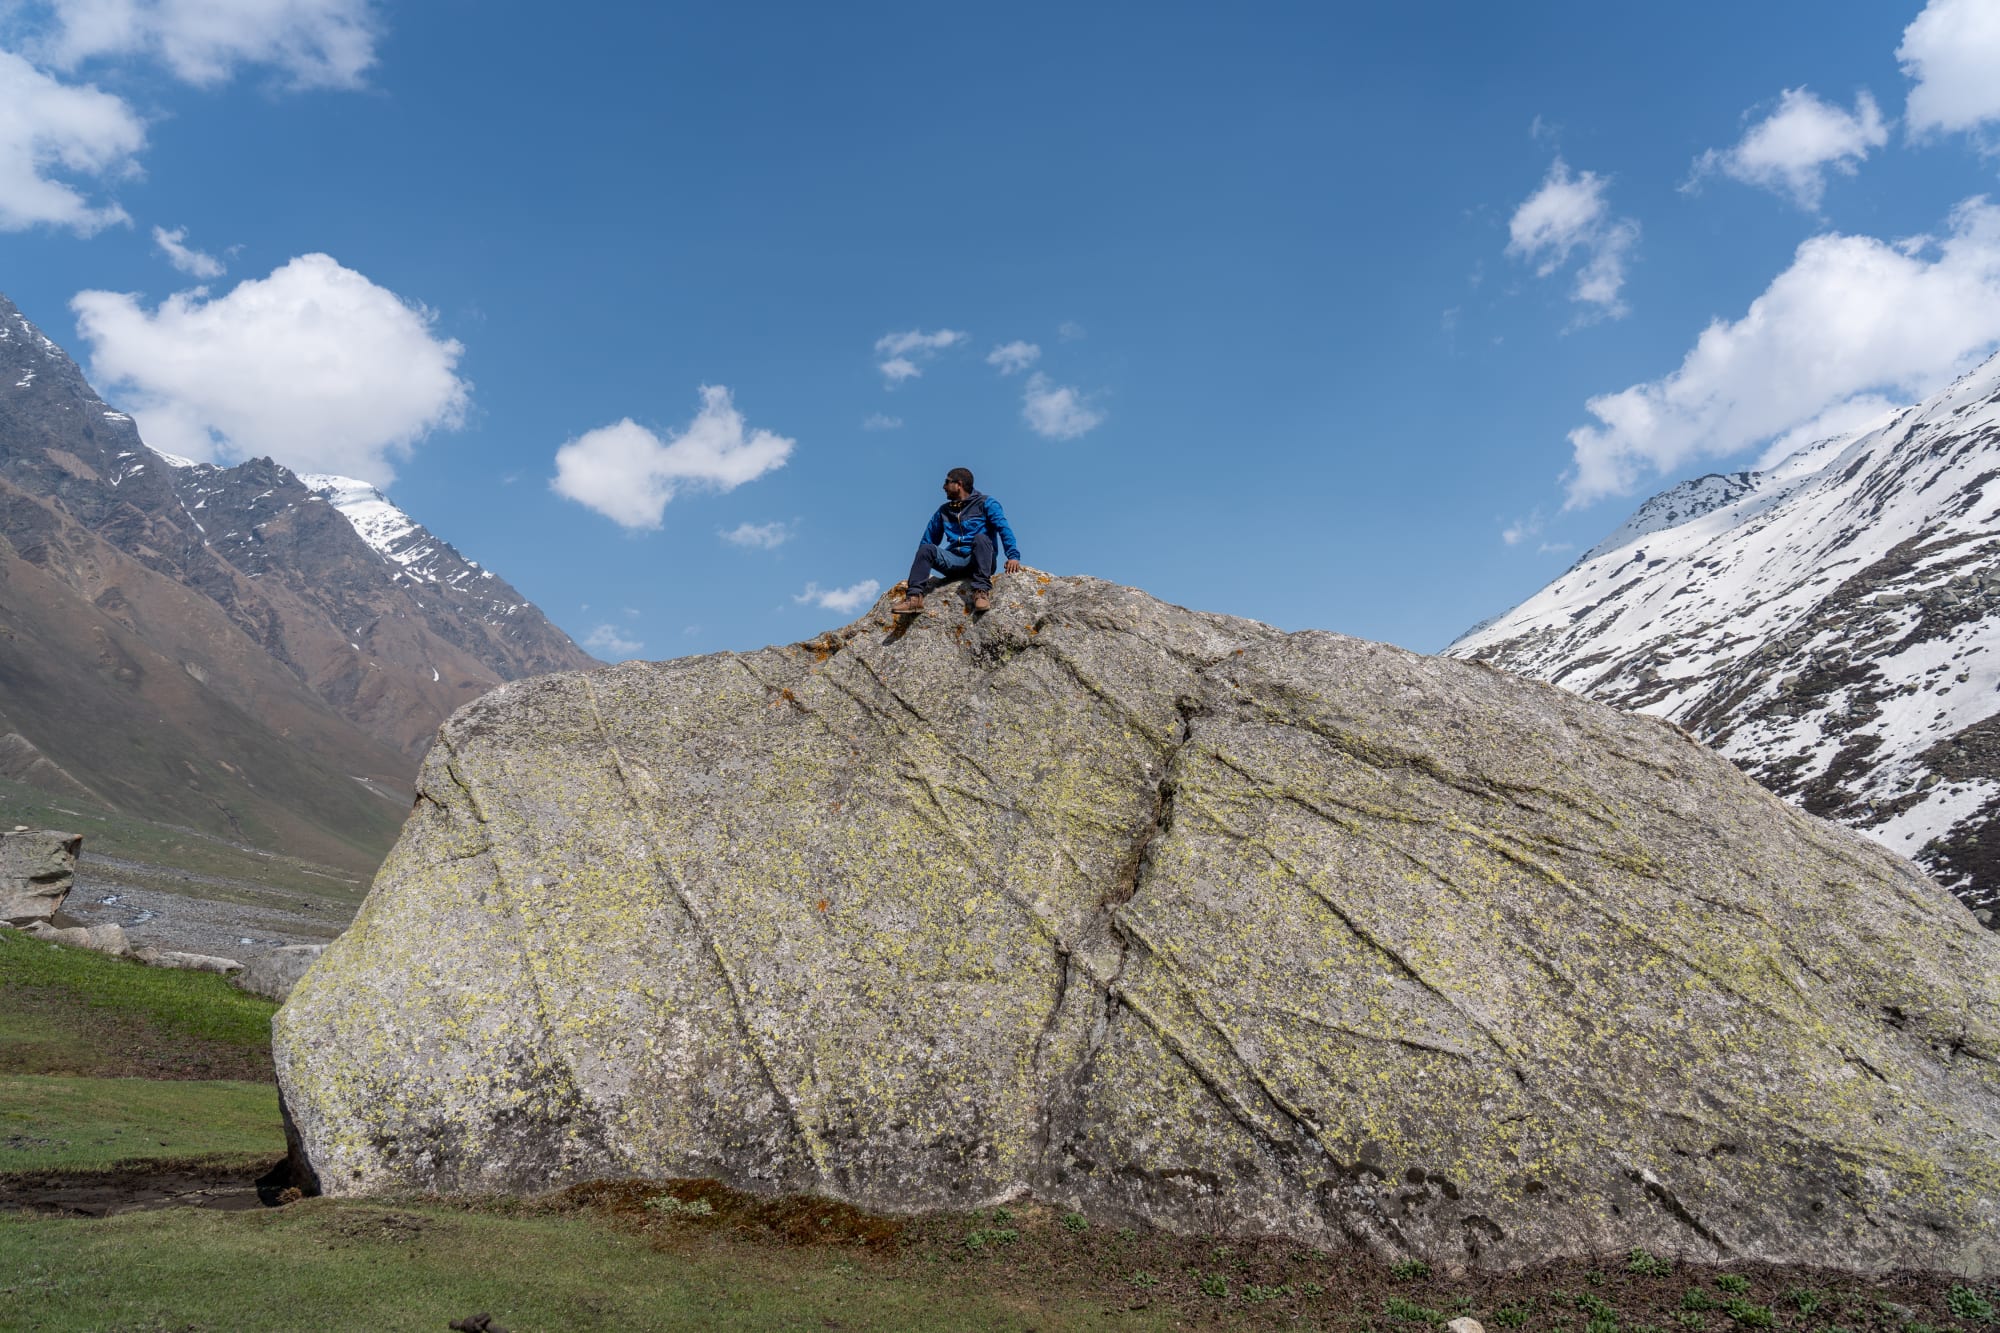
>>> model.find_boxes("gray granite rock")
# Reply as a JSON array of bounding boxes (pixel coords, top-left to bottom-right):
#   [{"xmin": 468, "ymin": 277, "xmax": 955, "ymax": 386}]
[
  {"xmin": 0, "ymin": 830, "xmax": 79, "ymax": 925},
  {"xmin": 235, "ymin": 943, "xmax": 327, "ymax": 1002},
  {"xmin": 276, "ymin": 573, "xmax": 2000, "ymax": 1275}
]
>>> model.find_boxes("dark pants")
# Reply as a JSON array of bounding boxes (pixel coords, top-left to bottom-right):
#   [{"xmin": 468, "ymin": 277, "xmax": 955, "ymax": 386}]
[{"xmin": 907, "ymin": 531, "xmax": 996, "ymax": 594}]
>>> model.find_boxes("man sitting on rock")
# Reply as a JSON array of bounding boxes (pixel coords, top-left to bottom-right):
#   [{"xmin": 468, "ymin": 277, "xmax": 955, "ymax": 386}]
[{"xmin": 890, "ymin": 466, "xmax": 1022, "ymax": 614}]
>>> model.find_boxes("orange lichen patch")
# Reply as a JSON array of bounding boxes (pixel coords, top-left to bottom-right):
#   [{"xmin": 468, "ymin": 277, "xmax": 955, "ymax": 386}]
[{"xmin": 816, "ymin": 898, "xmax": 829, "ymax": 912}]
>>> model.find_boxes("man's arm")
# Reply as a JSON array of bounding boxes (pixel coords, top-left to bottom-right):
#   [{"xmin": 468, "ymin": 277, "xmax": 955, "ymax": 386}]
[
  {"xmin": 985, "ymin": 498, "xmax": 1022, "ymax": 569},
  {"xmin": 922, "ymin": 507, "xmax": 944, "ymax": 546}
]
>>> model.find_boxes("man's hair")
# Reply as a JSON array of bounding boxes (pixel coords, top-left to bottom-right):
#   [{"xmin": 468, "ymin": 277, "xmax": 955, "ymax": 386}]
[{"xmin": 946, "ymin": 466, "xmax": 974, "ymax": 490}]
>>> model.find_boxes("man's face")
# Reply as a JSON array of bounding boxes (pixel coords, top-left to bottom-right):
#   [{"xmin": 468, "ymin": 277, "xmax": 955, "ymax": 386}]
[{"xmin": 943, "ymin": 477, "xmax": 966, "ymax": 502}]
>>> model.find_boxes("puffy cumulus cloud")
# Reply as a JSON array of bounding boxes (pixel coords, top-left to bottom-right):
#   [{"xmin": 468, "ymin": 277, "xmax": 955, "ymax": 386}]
[
  {"xmin": 721, "ymin": 520, "xmax": 790, "ymax": 549},
  {"xmin": 0, "ymin": 48, "xmax": 144, "ymax": 234},
  {"xmin": 985, "ymin": 340, "xmax": 1040, "ymax": 374},
  {"xmin": 72, "ymin": 253, "xmax": 468, "ymax": 484},
  {"xmin": 861, "ymin": 412, "xmax": 902, "ymax": 431},
  {"xmin": 1689, "ymin": 88, "xmax": 1888, "ymax": 211},
  {"xmin": 795, "ymin": 579, "xmax": 880, "ymax": 614},
  {"xmin": 1900, "ymin": 0, "xmax": 2000, "ymax": 138},
  {"xmin": 1021, "ymin": 372, "xmax": 1104, "ymax": 440},
  {"xmin": 1506, "ymin": 158, "xmax": 1639, "ymax": 320},
  {"xmin": 1563, "ymin": 197, "xmax": 2000, "ymax": 507},
  {"xmin": 551, "ymin": 386, "xmax": 795, "ymax": 530},
  {"xmin": 582, "ymin": 623, "xmax": 642, "ymax": 659},
  {"xmin": 873, "ymin": 328, "xmax": 964, "ymax": 384},
  {"xmin": 34, "ymin": 0, "xmax": 380, "ymax": 89},
  {"xmin": 151, "ymin": 223, "xmax": 222, "ymax": 276}
]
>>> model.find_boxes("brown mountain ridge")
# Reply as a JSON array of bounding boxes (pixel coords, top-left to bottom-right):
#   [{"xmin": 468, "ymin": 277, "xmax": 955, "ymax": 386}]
[{"xmin": 0, "ymin": 293, "xmax": 596, "ymax": 872}]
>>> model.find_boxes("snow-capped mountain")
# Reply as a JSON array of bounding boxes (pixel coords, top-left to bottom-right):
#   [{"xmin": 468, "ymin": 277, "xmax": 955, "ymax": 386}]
[
  {"xmin": 1449, "ymin": 354, "xmax": 2000, "ymax": 926},
  {"xmin": 0, "ymin": 291, "xmax": 596, "ymax": 867}
]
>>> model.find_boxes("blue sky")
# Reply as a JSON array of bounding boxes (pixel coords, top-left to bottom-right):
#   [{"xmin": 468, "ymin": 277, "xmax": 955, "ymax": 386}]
[{"xmin": 5, "ymin": 1, "xmax": 2000, "ymax": 659}]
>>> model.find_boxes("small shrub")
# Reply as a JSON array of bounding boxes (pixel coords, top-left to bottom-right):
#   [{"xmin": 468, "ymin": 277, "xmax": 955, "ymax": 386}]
[
  {"xmin": 1387, "ymin": 1296, "xmax": 1444, "ymax": 1324},
  {"xmin": 1721, "ymin": 1299, "xmax": 1773, "ymax": 1328},
  {"xmin": 1683, "ymin": 1291, "xmax": 1718, "ymax": 1312},
  {"xmin": 643, "ymin": 1195, "xmax": 713, "ymax": 1219},
  {"xmin": 1588, "ymin": 1318, "xmax": 1620, "ymax": 1333},
  {"xmin": 1246, "ymin": 1284, "xmax": 1291, "ymax": 1304},
  {"xmin": 1948, "ymin": 1287, "xmax": 1997, "ymax": 1324},
  {"xmin": 1494, "ymin": 1305, "xmax": 1531, "ymax": 1329},
  {"xmin": 1787, "ymin": 1288, "xmax": 1825, "ymax": 1317},
  {"xmin": 1129, "ymin": 1271, "xmax": 1158, "ymax": 1290},
  {"xmin": 963, "ymin": 1226, "xmax": 1018, "ymax": 1251},
  {"xmin": 1059, "ymin": 1212, "xmax": 1087, "ymax": 1235},
  {"xmin": 1677, "ymin": 1312, "xmax": 1707, "ymax": 1329},
  {"xmin": 1115, "ymin": 1226, "xmax": 1138, "ymax": 1242},
  {"xmin": 1906, "ymin": 1323, "xmax": 1942, "ymax": 1333},
  {"xmin": 1715, "ymin": 1276, "xmax": 1751, "ymax": 1296},
  {"xmin": 1629, "ymin": 1249, "xmax": 1671, "ymax": 1276},
  {"xmin": 1451, "ymin": 1297, "xmax": 1477, "ymax": 1314},
  {"xmin": 1390, "ymin": 1259, "xmax": 1433, "ymax": 1281},
  {"xmin": 1302, "ymin": 1281, "xmax": 1326, "ymax": 1299},
  {"xmin": 1199, "ymin": 1273, "xmax": 1229, "ymax": 1300},
  {"xmin": 1589, "ymin": 1271, "xmax": 1610, "ymax": 1288},
  {"xmin": 1578, "ymin": 1294, "xmax": 1618, "ymax": 1321},
  {"xmin": 990, "ymin": 1206, "xmax": 1013, "ymax": 1224}
]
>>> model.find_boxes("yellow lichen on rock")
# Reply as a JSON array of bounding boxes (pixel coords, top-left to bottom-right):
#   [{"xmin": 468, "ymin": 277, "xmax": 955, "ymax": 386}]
[{"xmin": 275, "ymin": 573, "xmax": 2000, "ymax": 1275}]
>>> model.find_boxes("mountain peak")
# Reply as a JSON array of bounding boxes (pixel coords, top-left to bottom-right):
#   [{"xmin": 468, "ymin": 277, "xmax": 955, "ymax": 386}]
[{"xmin": 1452, "ymin": 363, "xmax": 2000, "ymax": 925}]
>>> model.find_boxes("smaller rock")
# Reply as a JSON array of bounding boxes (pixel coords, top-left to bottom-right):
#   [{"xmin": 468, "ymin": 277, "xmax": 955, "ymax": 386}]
[
  {"xmin": 19, "ymin": 920, "xmax": 125, "ymax": 955},
  {"xmin": 0, "ymin": 830, "xmax": 81, "ymax": 926},
  {"xmin": 234, "ymin": 943, "xmax": 328, "ymax": 1002},
  {"xmin": 144, "ymin": 950, "xmax": 244, "ymax": 974},
  {"xmin": 1449, "ymin": 1320, "xmax": 1486, "ymax": 1333}
]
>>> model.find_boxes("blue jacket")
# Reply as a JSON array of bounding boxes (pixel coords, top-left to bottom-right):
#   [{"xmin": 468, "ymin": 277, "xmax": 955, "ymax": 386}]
[{"xmin": 923, "ymin": 492, "xmax": 1021, "ymax": 563}]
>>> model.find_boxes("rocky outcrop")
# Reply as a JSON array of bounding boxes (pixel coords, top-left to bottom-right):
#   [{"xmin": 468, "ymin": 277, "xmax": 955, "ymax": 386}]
[
  {"xmin": 276, "ymin": 574, "xmax": 2000, "ymax": 1275},
  {"xmin": 235, "ymin": 943, "xmax": 326, "ymax": 1002},
  {"xmin": 0, "ymin": 829, "xmax": 80, "ymax": 925}
]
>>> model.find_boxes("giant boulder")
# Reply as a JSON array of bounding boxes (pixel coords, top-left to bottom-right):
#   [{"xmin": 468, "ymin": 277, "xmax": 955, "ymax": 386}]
[{"xmin": 275, "ymin": 573, "xmax": 2000, "ymax": 1274}]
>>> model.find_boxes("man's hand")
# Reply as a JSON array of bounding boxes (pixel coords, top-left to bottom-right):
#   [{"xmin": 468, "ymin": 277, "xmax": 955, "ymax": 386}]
[{"xmin": 1005, "ymin": 558, "xmax": 1022, "ymax": 573}]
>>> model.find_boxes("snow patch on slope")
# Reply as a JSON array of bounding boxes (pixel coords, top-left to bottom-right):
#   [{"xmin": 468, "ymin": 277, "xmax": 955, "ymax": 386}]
[{"xmin": 1451, "ymin": 352, "xmax": 2000, "ymax": 922}]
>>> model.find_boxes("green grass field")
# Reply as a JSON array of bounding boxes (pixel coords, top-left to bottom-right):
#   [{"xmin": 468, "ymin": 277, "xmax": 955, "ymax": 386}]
[
  {"xmin": 0, "ymin": 1075, "xmax": 280, "ymax": 1171},
  {"xmin": 0, "ymin": 927, "xmax": 278, "ymax": 1079}
]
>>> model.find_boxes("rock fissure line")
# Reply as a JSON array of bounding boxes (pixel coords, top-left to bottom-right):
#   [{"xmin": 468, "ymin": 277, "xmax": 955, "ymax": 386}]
[
  {"xmin": 430, "ymin": 733, "xmax": 596, "ymax": 1167},
  {"xmin": 576, "ymin": 675, "xmax": 831, "ymax": 1187}
]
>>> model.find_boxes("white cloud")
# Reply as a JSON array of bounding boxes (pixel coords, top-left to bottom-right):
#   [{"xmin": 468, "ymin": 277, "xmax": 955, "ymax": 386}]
[
  {"xmin": 794, "ymin": 579, "xmax": 880, "ymax": 614},
  {"xmin": 550, "ymin": 386, "xmax": 795, "ymax": 530},
  {"xmin": 721, "ymin": 520, "xmax": 790, "ymax": 549},
  {"xmin": 35, "ymin": 0, "xmax": 380, "ymax": 89},
  {"xmin": 1506, "ymin": 158, "xmax": 1639, "ymax": 320},
  {"xmin": 72, "ymin": 253, "xmax": 468, "ymax": 484},
  {"xmin": 1563, "ymin": 197, "xmax": 2000, "ymax": 507},
  {"xmin": 1502, "ymin": 510, "xmax": 1544, "ymax": 546},
  {"xmin": 986, "ymin": 340, "xmax": 1040, "ymax": 375},
  {"xmin": 861, "ymin": 412, "xmax": 902, "ymax": 430},
  {"xmin": 1057, "ymin": 321, "xmax": 1085, "ymax": 341},
  {"xmin": 1021, "ymin": 372, "xmax": 1104, "ymax": 440},
  {"xmin": 1688, "ymin": 88, "xmax": 1888, "ymax": 211},
  {"xmin": 151, "ymin": 223, "xmax": 223, "ymax": 276},
  {"xmin": 582, "ymin": 623, "xmax": 642, "ymax": 659},
  {"xmin": 873, "ymin": 328, "xmax": 965, "ymax": 384},
  {"xmin": 0, "ymin": 48, "xmax": 144, "ymax": 234},
  {"xmin": 1900, "ymin": 0, "xmax": 2000, "ymax": 138}
]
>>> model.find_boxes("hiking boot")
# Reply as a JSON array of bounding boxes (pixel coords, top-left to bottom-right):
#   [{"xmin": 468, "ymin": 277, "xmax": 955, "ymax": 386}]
[
  {"xmin": 971, "ymin": 589, "xmax": 992, "ymax": 612},
  {"xmin": 889, "ymin": 593, "xmax": 925, "ymax": 614}
]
